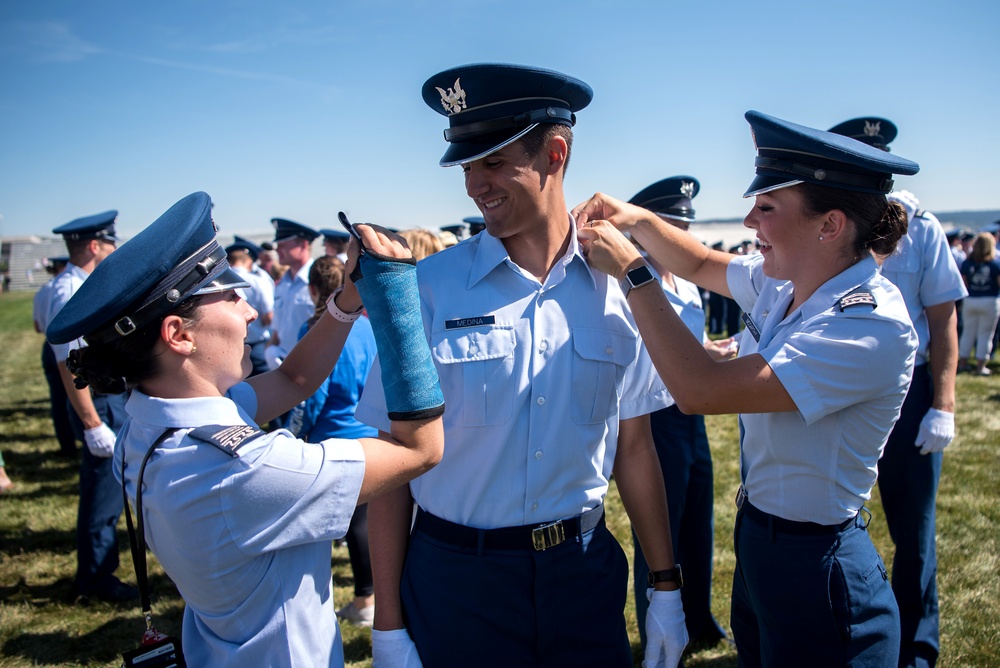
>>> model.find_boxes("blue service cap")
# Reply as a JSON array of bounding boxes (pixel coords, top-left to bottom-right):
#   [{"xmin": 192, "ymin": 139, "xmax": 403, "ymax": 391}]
[
  {"xmin": 440, "ymin": 223, "xmax": 468, "ymax": 236},
  {"xmin": 271, "ymin": 218, "xmax": 319, "ymax": 244},
  {"xmin": 52, "ymin": 210, "xmax": 120, "ymax": 242},
  {"xmin": 318, "ymin": 228, "xmax": 351, "ymax": 242},
  {"xmin": 744, "ymin": 111, "xmax": 919, "ymax": 198},
  {"xmin": 629, "ymin": 176, "xmax": 700, "ymax": 223},
  {"xmin": 828, "ymin": 117, "xmax": 898, "ymax": 151},
  {"xmin": 422, "ymin": 63, "xmax": 593, "ymax": 167},
  {"xmin": 463, "ymin": 215, "xmax": 486, "ymax": 235},
  {"xmin": 226, "ymin": 235, "xmax": 262, "ymax": 261},
  {"xmin": 47, "ymin": 192, "xmax": 249, "ymax": 346}
]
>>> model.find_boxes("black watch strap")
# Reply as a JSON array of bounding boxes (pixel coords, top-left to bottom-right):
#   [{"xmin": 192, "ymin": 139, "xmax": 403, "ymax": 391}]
[{"xmin": 647, "ymin": 564, "xmax": 684, "ymax": 588}]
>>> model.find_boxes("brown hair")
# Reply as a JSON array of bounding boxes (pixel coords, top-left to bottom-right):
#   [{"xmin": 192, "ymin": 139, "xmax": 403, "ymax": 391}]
[
  {"xmin": 306, "ymin": 256, "xmax": 346, "ymax": 329},
  {"xmin": 970, "ymin": 232, "xmax": 996, "ymax": 263},
  {"xmin": 398, "ymin": 229, "xmax": 444, "ymax": 261},
  {"xmin": 797, "ymin": 183, "xmax": 908, "ymax": 259},
  {"xmin": 518, "ymin": 123, "xmax": 574, "ymax": 174}
]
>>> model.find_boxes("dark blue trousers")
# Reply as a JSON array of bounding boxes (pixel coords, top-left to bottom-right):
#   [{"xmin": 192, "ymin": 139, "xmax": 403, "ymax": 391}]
[
  {"xmin": 633, "ymin": 405, "xmax": 725, "ymax": 647},
  {"xmin": 877, "ymin": 364, "xmax": 941, "ymax": 668},
  {"xmin": 401, "ymin": 511, "xmax": 632, "ymax": 668},
  {"xmin": 41, "ymin": 343, "xmax": 77, "ymax": 455},
  {"xmin": 731, "ymin": 503, "xmax": 900, "ymax": 667},
  {"xmin": 67, "ymin": 392, "xmax": 128, "ymax": 595}
]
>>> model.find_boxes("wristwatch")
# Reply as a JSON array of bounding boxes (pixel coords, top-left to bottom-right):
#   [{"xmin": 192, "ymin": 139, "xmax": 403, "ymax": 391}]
[
  {"xmin": 648, "ymin": 564, "xmax": 683, "ymax": 588},
  {"xmin": 619, "ymin": 263, "xmax": 657, "ymax": 298}
]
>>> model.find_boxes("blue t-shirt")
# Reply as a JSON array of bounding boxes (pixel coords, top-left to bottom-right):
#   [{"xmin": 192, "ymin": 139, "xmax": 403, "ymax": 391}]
[{"xmin": 960, "ymin": 258, "xmax": 1000, "ymax": 299}]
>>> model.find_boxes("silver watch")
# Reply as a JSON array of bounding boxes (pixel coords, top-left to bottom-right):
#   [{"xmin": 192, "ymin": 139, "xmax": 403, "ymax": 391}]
[{"xmin": 619, "ymin": 264, "xmax": 656, "ymax": 297}]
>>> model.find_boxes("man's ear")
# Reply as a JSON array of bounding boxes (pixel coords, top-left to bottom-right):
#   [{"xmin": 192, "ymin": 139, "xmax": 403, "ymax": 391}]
[{"xmin": 546, "ymin": 135, "xmax": 568, "ymax": 176}]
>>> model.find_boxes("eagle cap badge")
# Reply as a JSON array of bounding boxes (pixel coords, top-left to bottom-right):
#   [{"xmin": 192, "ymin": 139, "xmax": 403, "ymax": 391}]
[
  {"xmin": 864, "ymin": 120, "xmax": 881, "ymax": 137},
  {"xmin": 436, "ymin": 78, "xmax": 467, "ymax": 115},
  {"xmin": 680, "ymin": 181, "xmax": 695, "ymax": 198}
]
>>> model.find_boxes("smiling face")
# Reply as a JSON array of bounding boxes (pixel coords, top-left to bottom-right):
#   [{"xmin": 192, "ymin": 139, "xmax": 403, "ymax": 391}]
[
  {"xmin": 742, "ymin": 185, "xmax": 822, "ymax": 281},
  {"xmin": 188, "ymin": 290, "xmax": 258, "ymax": 391},
  {"xmin": 461, "ymin": 136, "xmax": 563, "ymax": 240}
]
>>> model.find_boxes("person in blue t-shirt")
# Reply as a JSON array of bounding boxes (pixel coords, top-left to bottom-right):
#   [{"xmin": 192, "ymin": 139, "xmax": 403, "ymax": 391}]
[{"xmin": 958, "ymin": 232, "xmax": 1000, "ymax": 375}]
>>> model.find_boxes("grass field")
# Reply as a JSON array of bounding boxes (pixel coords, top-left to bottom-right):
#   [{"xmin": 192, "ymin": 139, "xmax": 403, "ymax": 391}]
[{"xmin": 1, "ymin": 288, "xmax": 997, "ymax": 666}]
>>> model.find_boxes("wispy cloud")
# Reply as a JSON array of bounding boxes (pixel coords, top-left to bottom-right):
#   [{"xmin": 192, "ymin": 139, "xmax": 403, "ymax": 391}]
[{"xmin": 0, "ymin": 20, "xmax": 102, "ymax": 63}]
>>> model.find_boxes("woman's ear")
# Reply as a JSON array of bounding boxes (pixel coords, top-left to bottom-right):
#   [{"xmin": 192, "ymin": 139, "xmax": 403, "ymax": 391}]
[
  {"xmin": 161, "ymin": 314, "xmax": 196, "ymax": 356},
  {"xmin": 818, "ymin": 208, "xmax": 849, "ymax": 244}
]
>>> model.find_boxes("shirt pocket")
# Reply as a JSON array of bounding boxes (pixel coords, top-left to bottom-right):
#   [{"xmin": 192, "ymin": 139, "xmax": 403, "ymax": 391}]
[
  {"xmin": 432, "ymin": 326, "xmax": 517, "ymax": 426},
  {"xmin": 571, "ymin": 327, "xmax": 636, "ymax": 425},
  {"xmin": 881, "ymin": 233, "xmax": 920, "ymax": 296}
]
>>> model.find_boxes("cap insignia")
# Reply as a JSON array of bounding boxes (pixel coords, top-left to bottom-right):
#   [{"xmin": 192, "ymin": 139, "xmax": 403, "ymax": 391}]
[
  {"xmin": 436, "ymin": 78, "xmax": 467, "ymax": 115},
  {"xmin": 680, "ymin": 181, "xmax": 695, "ymax": 198},
  {"xmin": 864, "ymin": 120, "xmax": 881, "ymax": 137}
]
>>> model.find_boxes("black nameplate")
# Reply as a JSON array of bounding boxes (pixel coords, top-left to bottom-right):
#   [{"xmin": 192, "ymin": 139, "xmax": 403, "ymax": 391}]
[
  {"xmin": 741, "ymin": 313, "xmax": 761, "ymax": 342},
  {"xmin": 445, "ymin": 315, "xmax": 496, "ymax": 330},
  {"xmin": 188, "ymin": 424, "xmax": 265, "ymax": 457}
]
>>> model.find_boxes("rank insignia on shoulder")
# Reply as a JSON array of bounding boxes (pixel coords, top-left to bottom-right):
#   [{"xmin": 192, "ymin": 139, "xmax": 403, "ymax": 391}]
[
  {"xmin": 188, "ymin": 424, "xmax": 265, "ymax": 457},
  {"xmin": 838, "ymin": 289, "xmax": 878, "ymax": 311}
]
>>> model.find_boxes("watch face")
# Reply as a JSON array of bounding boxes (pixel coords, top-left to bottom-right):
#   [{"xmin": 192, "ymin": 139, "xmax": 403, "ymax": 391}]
[{"xmin": 628, "ymin": 265, "xmax": 655, "ymax": 287}]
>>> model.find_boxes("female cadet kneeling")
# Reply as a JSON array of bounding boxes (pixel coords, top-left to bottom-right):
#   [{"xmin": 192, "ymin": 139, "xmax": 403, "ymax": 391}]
[
  {"xmin": 573, "ymin": 111, "xmax": 920, "ymax": 667},
  {"xmin": 46, "ymin": 192, "xmax": 444, "ymax": 667}
]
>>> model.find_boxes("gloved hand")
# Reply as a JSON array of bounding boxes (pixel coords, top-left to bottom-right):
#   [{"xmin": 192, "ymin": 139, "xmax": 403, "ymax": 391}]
[
  {"xmin": 915, "ymin": 407, "xmax": 955, "ymax": 455},
  {"xmin": 83, "ymin": 423, "xmax": 117, "ymax": 458},
  {"xmin": 644, "ymin": 588, "xmax": 688, "ymax": 668},
  {"xmin": 372, "ymin": 628, "xmax": 423, "ymax": 668}
]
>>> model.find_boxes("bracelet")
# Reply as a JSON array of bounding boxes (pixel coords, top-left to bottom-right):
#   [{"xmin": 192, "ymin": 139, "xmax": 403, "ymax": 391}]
[{"xmin": 326, "ymin": 288, "xmax": 364, "ymax": 322}]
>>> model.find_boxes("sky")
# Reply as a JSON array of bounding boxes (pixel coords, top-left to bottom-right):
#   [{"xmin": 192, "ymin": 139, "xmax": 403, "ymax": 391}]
[{"xmin": 1, "ymin": 0, "xmax": 998, "ymax": 241}]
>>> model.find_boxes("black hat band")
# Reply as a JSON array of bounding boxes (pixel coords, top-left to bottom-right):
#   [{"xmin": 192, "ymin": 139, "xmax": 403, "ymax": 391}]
[
  {"xmin": 444, "ymin": 106, "xmax": 574, "ymax": 142},
  {"xmin": 754, "ymin": 156, "xmax": 894, "ymax": 193},
  {"xmin": 86, "ymin": 243, "xmax": 228, "ymax": 346}
]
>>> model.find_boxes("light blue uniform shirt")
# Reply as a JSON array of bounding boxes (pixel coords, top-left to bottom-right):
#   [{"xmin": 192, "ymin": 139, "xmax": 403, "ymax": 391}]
[
  {"xmin": 272, "ymin": 259, "xmax": 314, "ymax": 355},
  {"xmin": 879, "ymin": 210, "xmax": 967, "ymax": 364},
  {"xmin": 44, "ymin": 263, "xmax": 90, "ymax": 362},
  {"xmin": 727, "ymin": 254, "xmax": 917, "ymax": 525},
  {"xmin": 356, "ymin": 224, "xmax": 669, "ymax": 528},
  {"xmin": 233, "ymin": 265, "xmax": 274, "ymax": 344},
  {"xmin": 115, "ymin": 384, "xmax": 365, "ymax": 667}
]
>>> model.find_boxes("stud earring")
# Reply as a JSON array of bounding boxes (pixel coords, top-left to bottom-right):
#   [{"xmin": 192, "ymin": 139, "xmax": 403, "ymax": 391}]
[
  {"xmin": 818, "ymin": 236, "xmax": 825, "ymax": 241},
  {"xmin": 191, "ymin": 346, "xmax": 197, "ymax": 354}
]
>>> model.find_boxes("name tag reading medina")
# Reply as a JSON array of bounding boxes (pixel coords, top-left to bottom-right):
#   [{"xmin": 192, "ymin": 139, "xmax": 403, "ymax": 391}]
[
  {"xmin": 188, "ymin": 425, "xmax": 265, "ymax": 457},
  {"xmin": 838, "ymin": 290, "xmax": 878, "ymax": 312},
  {"xmin": 445, "ymin": 315, "xmax": 496, "ymax": 330}
]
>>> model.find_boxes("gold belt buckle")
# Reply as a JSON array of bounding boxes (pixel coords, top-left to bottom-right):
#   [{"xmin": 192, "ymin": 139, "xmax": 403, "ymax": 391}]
[{"xmin": 531, "ymin": 520, "xmax": 565, "ymax": 551}]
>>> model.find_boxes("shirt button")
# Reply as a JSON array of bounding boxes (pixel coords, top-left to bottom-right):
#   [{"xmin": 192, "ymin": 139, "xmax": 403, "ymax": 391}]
[
  {"xmin": 539, "ymin": 340, "xmax": 548, "ymax": 352},
  {"xmin": 536, "ymin": 396, "xmax": 546, "ymax": 406},
  {"xmin": 605, "ymin": 345, "xmax": 614, "ymax": 355},
  {"xmin": 531, "ymin": 501, "xmax": 538, "ymax": 511},
  {"xmin": 468, "ymin": 345, "xmax": 478, "ymax": 356},
  {"xmin": 535, "ymin": 450, "xmax": 543, "ymax": 460}
]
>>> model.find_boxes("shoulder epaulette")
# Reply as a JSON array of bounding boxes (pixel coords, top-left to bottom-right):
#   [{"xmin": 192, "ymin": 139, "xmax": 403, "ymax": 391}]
[
  {"xmin": 188, "ymin": 424, "xmax": 266, "ymax": 457},
  {"xmin": 837, "ymin": 287, "xmax": 878, "ymax": 312}
]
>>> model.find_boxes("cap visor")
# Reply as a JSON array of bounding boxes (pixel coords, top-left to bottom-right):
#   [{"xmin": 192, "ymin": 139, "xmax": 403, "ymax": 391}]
[
  {"xmin": 743, "ymin": 174, "xmax": 804, "ymax": 198},
  {"xmin": 194, "ymin": 268, "xmax": 251, "ymax": 295},
  {"xmin": 439, "ymin": 124, "xmax": 537, "ymax": 167}
]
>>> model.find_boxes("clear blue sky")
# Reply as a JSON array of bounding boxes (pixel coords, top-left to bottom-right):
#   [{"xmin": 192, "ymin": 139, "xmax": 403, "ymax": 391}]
[{"xmin": 1, "ymin": 0, "xmax": 997, "ymax": 240}]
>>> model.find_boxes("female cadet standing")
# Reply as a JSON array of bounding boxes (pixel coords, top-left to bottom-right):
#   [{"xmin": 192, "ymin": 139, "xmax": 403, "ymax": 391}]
[
  {"xmin": 574, "ymin": 111, "xmax": 920, "ymax": 666},
  {"xmin": 46, "ymin": 191, "xmax": 444, "ymax": 667}
]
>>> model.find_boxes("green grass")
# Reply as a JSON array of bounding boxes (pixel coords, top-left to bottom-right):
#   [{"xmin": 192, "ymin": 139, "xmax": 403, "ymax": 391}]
[{"xmin": 1, "ymin": 289, "xmax": 998, "ymax": 666}]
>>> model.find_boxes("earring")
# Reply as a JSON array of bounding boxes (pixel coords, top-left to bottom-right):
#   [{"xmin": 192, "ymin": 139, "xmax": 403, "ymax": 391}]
[
  {"xmin": 818, "ymin": 236, "xmax": 825, "ymax": 241},
  {"xmin": 191, "ymin": 345, "xmax": 197, "ymax": 354}
]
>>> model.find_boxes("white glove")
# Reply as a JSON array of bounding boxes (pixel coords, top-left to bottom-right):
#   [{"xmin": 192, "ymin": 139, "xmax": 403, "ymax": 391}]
[
  {"xmin": 83, "ymin": 423, "xmax": 117, "ymax": 458},
  {"xmin": 915, "ymin": 408, "xmax": 955, "ymax": 455},
  {"xmin": 372, "ymin": 628, "xmax": 423, "ymax": 668},
  {"xmin": 643, "ymin": 588, "xmax": 688, "ymax": 668},
  {"xmin": 264, "ymin": 345, "xmax": 285, "ymax": 370}
]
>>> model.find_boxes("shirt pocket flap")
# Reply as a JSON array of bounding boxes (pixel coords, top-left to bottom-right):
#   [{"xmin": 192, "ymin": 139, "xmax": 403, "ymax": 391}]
[
  {"xmin": 572, "ymin": 327, "xmax": 636, "ymax": 368},
  {"xmin": 432, "ymin": 326, "xmax": 517, "ymax": 364}
]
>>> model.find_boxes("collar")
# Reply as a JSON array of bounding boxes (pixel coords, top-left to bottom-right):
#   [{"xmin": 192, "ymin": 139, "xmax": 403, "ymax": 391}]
[
  {"xmin": 798, "ymin": 255, "xmax": 881, "ymax": 322},
  {"xmin": 126, "ymin": 388, "xmax": 251, "ymax": 429},
  {"xmin": 465, "ymin": 213, "xmax": 597, "ymax": 291}
]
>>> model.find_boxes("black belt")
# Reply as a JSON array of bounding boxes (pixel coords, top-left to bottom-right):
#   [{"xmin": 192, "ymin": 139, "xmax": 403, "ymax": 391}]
[
  {"xmin": 735, "ymin": 486, "xmax": 857, "ymax": 536},
  {"xmin": 414, "ymin": 505, "xmax": 605, "ymax": 552}
]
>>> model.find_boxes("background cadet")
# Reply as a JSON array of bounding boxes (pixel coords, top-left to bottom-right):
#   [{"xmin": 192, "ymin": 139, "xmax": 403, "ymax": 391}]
[
  {"xmin": 357, "ymin": 63, "xmax": 687, "ymax": 668},
  {"xmin": 226, "ymin": 236, "xmax": 274, "ymax": 377},
  {"xmin": 46, "ymin": 211, "xmax": 136, "ymax": 604},
  {"xmin": 626, "ymin": 176, "xmax": 733, "ymax": 651},
  {"xmin": 33, "ymin": 255, "xmax": 77, "ymax": 458},
  {"xmin": 831, "ymin": 117, "xmax": 968, "ymax": 668},
  {"xmin": 266, "ymin": 218, "xmax": 319, "ymax": 371}
]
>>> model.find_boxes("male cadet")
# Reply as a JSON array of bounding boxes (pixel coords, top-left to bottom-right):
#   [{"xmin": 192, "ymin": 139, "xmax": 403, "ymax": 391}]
[
  {"xmin": 266, "ymin": 218, "xmax": 318, "ymax": 370},
  {"xmin": 356, "ymin": 63, "xmax": 687, "ymax": 668},
  {"xmin": 319, "ymin": 227, "xmax": 351, "ymax": 262},
  {"xmin": 45, "ymin": 211, "xmax": 136, "ymax": 603},
  {"xmin": 831, "ymin": 117, "xmax": 967, "ymax": 668},
  {"xmin": 33, "ymin": 256, "xmax": 77, "ymax": 457},
  {"xmin": 626, "ymin": 177, "xmax": 730, "ymax": 650},
  {"xmin": 226, "ymin": 236, "xmax": 274, "ymax": 376}
]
